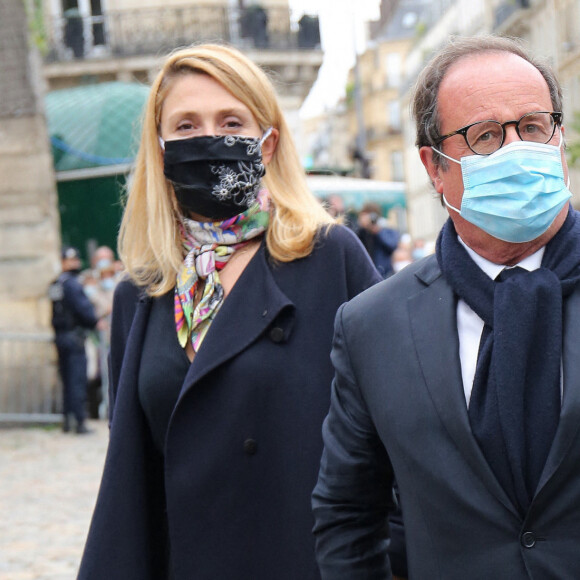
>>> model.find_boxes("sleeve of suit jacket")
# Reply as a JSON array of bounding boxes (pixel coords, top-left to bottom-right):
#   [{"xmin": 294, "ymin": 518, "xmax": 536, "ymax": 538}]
[{"xmin": 312, "ymin": 301, "xmax": 395, "ymax": 579}]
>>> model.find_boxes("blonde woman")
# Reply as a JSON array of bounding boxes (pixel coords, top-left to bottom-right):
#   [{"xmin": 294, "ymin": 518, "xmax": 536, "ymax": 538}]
[{"xmin": 78, "ymin": 44, "xmax": 379, "ymax": 580}]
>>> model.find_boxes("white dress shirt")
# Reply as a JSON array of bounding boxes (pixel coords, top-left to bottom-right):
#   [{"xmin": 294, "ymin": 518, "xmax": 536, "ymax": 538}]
[{"xmin": 456, "ymin": 239, "xmax": 545, "ymax": 405}]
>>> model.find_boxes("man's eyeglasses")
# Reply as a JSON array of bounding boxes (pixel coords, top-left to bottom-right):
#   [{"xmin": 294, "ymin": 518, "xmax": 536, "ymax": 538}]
[{"xmin": 434, "ymin": 111, "xmax": 562, "ymax": 155}]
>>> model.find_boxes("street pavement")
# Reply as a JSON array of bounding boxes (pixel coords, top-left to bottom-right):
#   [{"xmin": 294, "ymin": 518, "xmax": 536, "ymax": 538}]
[{"xmin": 0, "ymin": 420, "xmax": 108, "ymax": 580}]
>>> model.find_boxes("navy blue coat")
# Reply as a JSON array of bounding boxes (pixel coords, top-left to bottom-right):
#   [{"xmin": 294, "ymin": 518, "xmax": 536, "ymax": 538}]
[
  {"xmin": 78, "ymin": 225, "xmax": 381, "ymax": 580},
  {"xmin": 313, "ymin": 254, "xmax": 580, "ymax": 579},
  {"xmin": 51, "ymin": 271, "xmax": 98, "ymax": 333}
]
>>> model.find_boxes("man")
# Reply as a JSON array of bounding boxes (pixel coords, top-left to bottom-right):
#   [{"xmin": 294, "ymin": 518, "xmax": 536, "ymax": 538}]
[
  {"xmin": 89, "ymin": 245, "xmax": 116, "ymax": 275},
  {"xmin": 312, "ymin": 36, "xmax": 580, "ymax": 579},
  {"xmin": 50, "ymin": 246, "xmax": 99, "ymax": 433},
  {"xmin": 356, "ymin": 202, "xmax": 400, "ymax": 278}
]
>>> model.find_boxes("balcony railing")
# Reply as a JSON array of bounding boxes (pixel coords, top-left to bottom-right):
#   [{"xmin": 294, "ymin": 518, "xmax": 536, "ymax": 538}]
[{"xmin": 45, "ymin": 5, "xmax": 321, "ymax": 63}]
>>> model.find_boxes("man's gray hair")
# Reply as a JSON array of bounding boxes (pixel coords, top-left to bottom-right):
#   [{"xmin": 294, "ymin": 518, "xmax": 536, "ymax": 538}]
[{"xmin": 412, "ymin": 35, "xmax": 563, "ymax": 166}]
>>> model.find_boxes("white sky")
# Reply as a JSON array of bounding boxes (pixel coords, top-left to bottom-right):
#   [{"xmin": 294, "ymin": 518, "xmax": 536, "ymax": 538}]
[{"xmin": 289, "ymin": 0, "xmax": 381, "ymax": 118}]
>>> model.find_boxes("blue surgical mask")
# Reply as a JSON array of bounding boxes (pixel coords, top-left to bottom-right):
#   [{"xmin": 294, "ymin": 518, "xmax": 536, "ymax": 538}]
[
  {"xmin": 95, "ymin": 258, "xmax": 113, "ymax": 271},
  {"xmin": 433, "ymin": 133, "xmax": 571, "ymax": 243},
  {"xmin": 84, "ymin": 285, "xmax": 98, "ymax": 299},
  {"xmin": 100, "ymin": 277, "xmax": 116, "ymax": 292}
]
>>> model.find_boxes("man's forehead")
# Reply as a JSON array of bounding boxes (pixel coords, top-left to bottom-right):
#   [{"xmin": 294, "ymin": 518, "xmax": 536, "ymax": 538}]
[
  {"xmin": 437, "ymin": 52, "xmax": 551, "ymax": 121},
  {"xmin": 442, "ymin": 51, "xmax": 537, "ymax": 86}
]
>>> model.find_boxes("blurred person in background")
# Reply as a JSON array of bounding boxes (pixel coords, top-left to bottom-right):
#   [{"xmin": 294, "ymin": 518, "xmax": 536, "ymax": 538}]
[
  {"xmin": 356, "ymin": 202, "xmax": 400, "ymax": 278},
  {"xmin": 391, "ymin": 244, "xmax": 413, "ymax": 274},
  {"xmin": 78, "ymin": 43, "xmax": 380, "ymax": 580},
  {"xmin": 85, "ymin": 247, "xmax": 117, "ymax": 323},
  {"xmin": 324, "ymin": 193, "xmax": 356, "ymax": 230},
  {"xmin": 91, "ymin": 245, "xmax": 116, "ymax": 274},
  {"xmin": 83, "ymin": 252, "xmax": 118, "ymax": 419},
  {"xmin": 325, "ymin": 193, "xmax": 345, "ymax": 218},
  {"xmin": 411, "ymin": 237, "xmax": 427, "ymax": 261},
  {"xmin": 49, "ymin": 246, "xmax": 100, "ymax": 434}
]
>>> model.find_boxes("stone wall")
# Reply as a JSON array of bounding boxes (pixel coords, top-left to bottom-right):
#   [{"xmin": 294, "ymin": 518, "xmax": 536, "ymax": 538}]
[{"xmin": 0, "ymin": 0, "xmax": 61, "ymax": 333}]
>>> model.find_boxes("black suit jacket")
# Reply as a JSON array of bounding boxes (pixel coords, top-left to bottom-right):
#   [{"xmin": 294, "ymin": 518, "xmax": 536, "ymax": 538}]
[
  {"xmin": 313, "ymin": 254, "xmax": 580, "ymax": 579},
  {"xmin": 78, "ymin": 226, "xmax": 381, "ymax": 580}
]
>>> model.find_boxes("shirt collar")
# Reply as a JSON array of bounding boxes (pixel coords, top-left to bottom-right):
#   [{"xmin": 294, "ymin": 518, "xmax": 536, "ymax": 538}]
[{"xmin": 458, "ymin": 237, "xmax": 545, "ymax": 280}]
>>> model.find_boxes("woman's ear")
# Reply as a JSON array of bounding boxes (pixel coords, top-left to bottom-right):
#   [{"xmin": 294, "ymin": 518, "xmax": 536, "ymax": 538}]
[{"xmin": 262, "ymin": 128, "xmax": 279, "ymax": 165}]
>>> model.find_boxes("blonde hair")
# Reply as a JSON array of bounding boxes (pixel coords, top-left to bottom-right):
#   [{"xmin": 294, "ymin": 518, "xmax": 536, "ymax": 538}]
[{"xmin": 119, "ymin": 43, "xmax": 334, "ymax": 296}]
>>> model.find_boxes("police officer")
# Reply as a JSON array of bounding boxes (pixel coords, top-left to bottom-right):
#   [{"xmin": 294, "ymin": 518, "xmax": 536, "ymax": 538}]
[{"xmin": 50, "ymin": 247, "xmax": 99, "ymax": 433}]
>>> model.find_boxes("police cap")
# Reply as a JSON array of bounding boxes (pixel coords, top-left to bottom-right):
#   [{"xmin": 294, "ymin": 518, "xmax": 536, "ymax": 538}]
[{"xmin": 61, "ymin": 246, "xmax": 81, "ymax": 260}]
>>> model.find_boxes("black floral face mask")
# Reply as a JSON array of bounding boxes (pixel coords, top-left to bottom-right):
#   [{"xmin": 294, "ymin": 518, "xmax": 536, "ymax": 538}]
[{"xmin": 162, "ymin": 128, "xmax": 272, "ymax": 221}]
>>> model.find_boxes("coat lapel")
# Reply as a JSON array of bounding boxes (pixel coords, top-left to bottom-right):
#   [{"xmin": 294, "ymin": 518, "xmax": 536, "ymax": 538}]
[
  {"xmin": 178, "ymin": 244, "xmax": 295, "ymax": 401},
  {"xmin": 536, "ymin": 288, "xmax": 580, "ymax": 492},
  {"xmin": 409, "ymin": 258, "xmax": 519, "ymax": 516}
]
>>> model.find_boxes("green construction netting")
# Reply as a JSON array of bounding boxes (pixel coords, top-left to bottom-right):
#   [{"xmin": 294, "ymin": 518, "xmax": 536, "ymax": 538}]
[{"xmin": 45, "ymin": 81, "xmax": 149, "ymax": 172}]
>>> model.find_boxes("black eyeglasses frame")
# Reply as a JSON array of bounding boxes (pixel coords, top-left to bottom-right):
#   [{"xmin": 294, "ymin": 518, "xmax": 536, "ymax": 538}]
[{"xmin": 434, "ymin": 111, "xmax": 563, "ymax": 155}]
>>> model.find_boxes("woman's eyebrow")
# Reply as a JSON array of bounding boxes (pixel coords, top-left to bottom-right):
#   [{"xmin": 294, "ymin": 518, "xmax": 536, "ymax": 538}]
[{"xmin": 167, "ymin": 107, "xmax": 250, "ymax": 120}]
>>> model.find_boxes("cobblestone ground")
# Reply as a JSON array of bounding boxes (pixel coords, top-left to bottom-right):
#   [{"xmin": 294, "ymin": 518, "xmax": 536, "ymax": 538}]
[{"xmin": 0, "ymin": 420, "xmax": 108, "ymax": 580}]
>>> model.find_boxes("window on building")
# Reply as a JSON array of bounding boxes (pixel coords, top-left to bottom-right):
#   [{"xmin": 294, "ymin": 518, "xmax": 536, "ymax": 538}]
[
  {"xmin": 388, "ymin": 101, "xmax": 401, "ymax": 132},
  {"xmin": 91, "ymin": 0, "xmax": 105, "ymax": 46},
  {"xmin": 391, "ymin": 150, "xmax": 404, "ymax": 181},
  {"xmin": 62, "ymin": 0, "xmax": 78, "ymax": 11},
  {"xmin": 402, "ymin": 11, "xmax": 418, "ymax": 29},
  {"xmin": 386, "ymin": 53, "xmax": 401, "ymax": 88}
]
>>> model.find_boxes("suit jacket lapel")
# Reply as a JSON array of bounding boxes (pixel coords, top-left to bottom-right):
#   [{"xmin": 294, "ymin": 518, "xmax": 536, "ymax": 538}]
[
  {"xmin": 178, "ymin": 244, "xmax": 295, "ymax": 400},
  {"xmin": 409, "ymin": 258, "xmax": 519, "ymax": 516},
  {"xmin": 537, "ymin": 288, "xmax": 580, "ymax": 491}
]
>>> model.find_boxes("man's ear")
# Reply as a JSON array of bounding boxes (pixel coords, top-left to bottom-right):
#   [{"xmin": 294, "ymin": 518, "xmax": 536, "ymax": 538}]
[
  {"xmin": 419, "ymin": 146, "xmax": 444, "ymax": 194},
  {"xmin": 561, "ymin": 125, "xmax": 567, "ymax": 149},
  {"xmin": 262, "ymin": 128, "xmax": 279, "ymax": 165}
]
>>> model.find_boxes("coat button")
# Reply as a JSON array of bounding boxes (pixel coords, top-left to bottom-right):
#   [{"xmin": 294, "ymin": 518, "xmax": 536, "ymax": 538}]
[
  {"xmin": 269, "ymin": 327, "xmax": 284, "ymax": 343},
  {"xmin": 521, "ymin": 531, "xmax": 536, "ymax": 548},
  {"xmin": 244, "ymin": 438, "xmax": 257, "ymax": 455}
]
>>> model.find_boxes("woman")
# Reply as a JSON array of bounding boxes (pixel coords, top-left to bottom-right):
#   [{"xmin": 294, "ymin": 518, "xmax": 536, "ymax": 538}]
[{"xmin": 78, "ymin": 43, "xmax": 380, "ymax": 580}]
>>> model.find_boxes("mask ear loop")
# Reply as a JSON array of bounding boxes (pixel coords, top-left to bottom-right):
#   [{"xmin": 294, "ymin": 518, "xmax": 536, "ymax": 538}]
[
  {"xmin": 158, "ymin": 136, "xmax": 165, "ymax": 150},
  {"xmin": 442, "ymin": 194, "xmax": 461, "ymax": 215},
  {"xmin": 431, "ymin": 145, "xmax": 461, "ymax": 165},
  {"xmin": 556, "ymin": 126, "xmax": 564, "ymax": 149},
  {"xmin": 429, "ymin": 145, "xmax": 462, "ymax": 213},
  {"xmin": 260, "ymin": 127, "xmax": 273, "ymax": 145},
  {"xmin": 554, "ymin": 127, "xmax": 572, "ymax": 189}
]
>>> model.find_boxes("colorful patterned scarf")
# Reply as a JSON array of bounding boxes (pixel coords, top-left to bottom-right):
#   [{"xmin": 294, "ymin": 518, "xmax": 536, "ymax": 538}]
[{"xmin": 175, "ymin": 190, "xmax": 270, "ymax": 351}]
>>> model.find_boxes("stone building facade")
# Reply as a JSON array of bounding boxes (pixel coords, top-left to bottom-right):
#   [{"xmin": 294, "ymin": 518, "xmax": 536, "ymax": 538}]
[
  {"xmin": 0, "ymin": 0, "xmax": 61, "ymax": 419},
  {"xmin": 0, "ymin": 0, "xmax": 61, "ymax": 333}
]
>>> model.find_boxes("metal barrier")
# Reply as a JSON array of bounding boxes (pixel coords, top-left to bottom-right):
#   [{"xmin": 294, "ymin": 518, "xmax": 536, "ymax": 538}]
[{"xmin": 0, "ymin": 332, "xmax": 61, "ymax": 424}]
